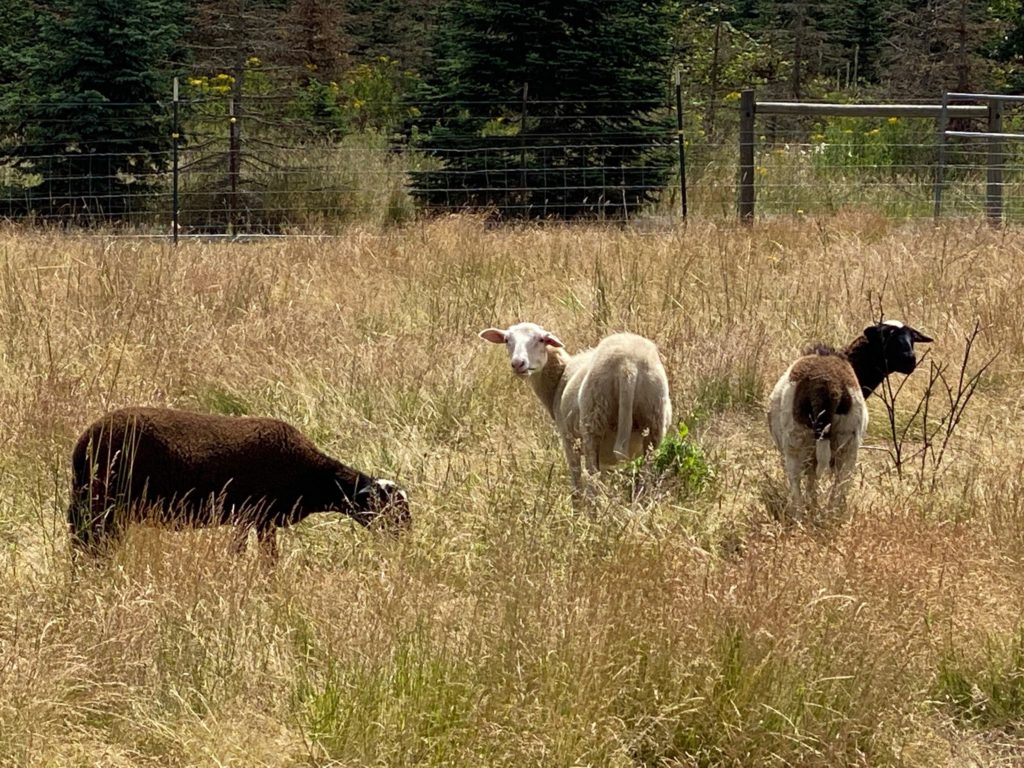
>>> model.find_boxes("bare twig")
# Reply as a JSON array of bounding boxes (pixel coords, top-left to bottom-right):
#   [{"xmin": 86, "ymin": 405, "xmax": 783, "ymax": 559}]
[{"xmin": 877, "ymin": 319, "xmax": 996, "ymax": 490}]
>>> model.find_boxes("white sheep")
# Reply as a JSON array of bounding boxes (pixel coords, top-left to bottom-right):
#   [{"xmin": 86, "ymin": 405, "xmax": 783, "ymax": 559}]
[
  {"xmin": 768, "ymin": 319, "xmax": 933, "ymax": 511},
  {"xmin": 480, "ymin": 322, "xmax": 672, "ymax": 494}
]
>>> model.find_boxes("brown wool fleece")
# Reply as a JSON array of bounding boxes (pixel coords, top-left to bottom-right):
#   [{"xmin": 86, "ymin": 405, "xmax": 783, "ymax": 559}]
[{"xmin": 68, "ymin": 407, "xmax": 404, "ymax": 553}]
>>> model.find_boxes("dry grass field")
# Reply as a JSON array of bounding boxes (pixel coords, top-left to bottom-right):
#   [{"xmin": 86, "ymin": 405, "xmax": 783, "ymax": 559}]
[{"xmin": 0, "ymin": 215, "xmax": 1023, "ymax": 766}]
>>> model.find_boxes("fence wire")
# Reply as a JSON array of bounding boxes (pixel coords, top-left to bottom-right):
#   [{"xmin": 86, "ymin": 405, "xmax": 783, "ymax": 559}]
[{"xmin": 2, "ymin": 94, "xmax": 1024, "ymax": 230}]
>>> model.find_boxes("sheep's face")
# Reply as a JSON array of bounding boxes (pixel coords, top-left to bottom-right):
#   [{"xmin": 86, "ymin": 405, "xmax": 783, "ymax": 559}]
[
  {"xmin": 864, "ymin": 320, "xmax": 933, "ymax": 375},
  {"xmin": 479, "ymin": 322, "xmax": 564, "ymax": 377},
  {"xmin": 352, "ymin": 479, "xmax": 411, "ymax": 531}
]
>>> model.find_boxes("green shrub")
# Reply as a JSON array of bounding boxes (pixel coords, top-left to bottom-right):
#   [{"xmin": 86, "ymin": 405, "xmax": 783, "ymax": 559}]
[{"xmin": 626, "ymin": 423, "xmax": 715, "ymax": 501}]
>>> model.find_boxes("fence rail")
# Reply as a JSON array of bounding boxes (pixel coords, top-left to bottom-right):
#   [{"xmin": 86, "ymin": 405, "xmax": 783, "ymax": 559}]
[
  {"xmin": 3, "ymin": 88, "xmax": 1024, "ymax": 231},
  {"xmin": 737, "ymin": 90, "xmax": 1024, "ymax": 224}
]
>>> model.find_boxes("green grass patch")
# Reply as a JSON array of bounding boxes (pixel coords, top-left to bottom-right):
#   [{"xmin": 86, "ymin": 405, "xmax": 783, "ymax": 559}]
[{"xmin": 934, "ymin": 628, "xmax": 1024, "ymax": 731}]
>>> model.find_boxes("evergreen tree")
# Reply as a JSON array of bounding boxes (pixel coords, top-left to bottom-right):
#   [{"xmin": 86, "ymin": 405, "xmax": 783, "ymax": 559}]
[
  {"xmin": 840, "ymin": 0, "xmax": 887, "ymax": 85},
  {"xmin": 881, "ymin": 0, "xmax": 999, "ymax": 97},
  {"xmin": 992, "ymin": 0, "xmax": 1024, "ymax": 90},
  {"xmin": 0, "ymin": 0, "xmax": 187, "ymax": 221},
  {"xmin": 0, "ymin": 2, "xmax": 42, "ymax": 95},
  {"xmin": 409, "ymin": 0, "xmax": 677, "ymax": 219},
  {"xmin": 344, "ymin": 0, "xmax": 438, "ymax": 72}
]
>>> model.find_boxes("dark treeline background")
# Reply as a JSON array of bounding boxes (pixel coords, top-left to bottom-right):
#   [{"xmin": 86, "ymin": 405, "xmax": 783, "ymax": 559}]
[{"xmin": 0, "ymin": 0, "xmax": 1022, "ymax": 221}]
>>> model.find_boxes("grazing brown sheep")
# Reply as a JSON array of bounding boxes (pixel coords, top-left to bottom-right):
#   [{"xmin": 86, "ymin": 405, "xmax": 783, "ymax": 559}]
[{"xmin": 68, "ymin": 407, "xmax": 410, "ymax": 558}]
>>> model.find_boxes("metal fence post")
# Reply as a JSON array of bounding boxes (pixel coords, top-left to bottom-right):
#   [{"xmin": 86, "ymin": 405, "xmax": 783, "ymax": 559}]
[
  {"xmin": 674, "ymin": 69, "xmax": 687, "ymax": 221},
  {"xmin": 738, "ymin": 89, "xmax": 755, "ymax": 223},
  {"xmin": 933, "ymin": 92, "xmax": 950, "ymax": 221},
  {"xmin": 228, "ymin": 97, "xmax": 240, "ymax": 235},
  {"xmin": 986, "ymin": 98, "xmax": 1004, "ymax": 225},
  {"xmin": 172, "ymin": 76, "xmax": 180, "ymax": 246}
]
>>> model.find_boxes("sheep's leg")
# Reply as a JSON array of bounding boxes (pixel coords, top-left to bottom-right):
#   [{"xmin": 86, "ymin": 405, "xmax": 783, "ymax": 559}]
[
  {"xmin": 783, "ymin": 453, "xmax": 805, "ymax": 518},
  {"xmin": 69, "ymin": 475, "xmax": 117, "ymax": 557},
  {"xmin": 803, "ymin": 460, "xmax": 819, "ymax": 511},
  {"xmin": 828, "ymin": 438, "xmax": 859, "ymax": 509},
  {"xmin": 68, "ymin": 489, "xmax": 96, "ymax": 556},
  {"xmin": 69, "ymin": 514, "xmax": 101, "ymax": 559},
  {"xmin": 562, "ymin": 435, "xmax": 589, "ymax": 501},
  {"xmin": 641, "ymin": 424, "xmax": 660, "ymax": 455},
  {"xmin": 257, "ymin": 525, "xmax": 279, "ymax": 563},
  {"xmin": 582, "ymin": 433, "xmax": 601, "ymax": 478},
  {"xmin": 72, "ymin": 495, "xmax": 123, "ymax": 559}
]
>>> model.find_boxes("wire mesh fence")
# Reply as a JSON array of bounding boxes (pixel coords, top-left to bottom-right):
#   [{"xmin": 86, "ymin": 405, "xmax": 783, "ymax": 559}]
[{"xmin": 3, "ymin": 91, "xmax": 1024, "ymax": 232}]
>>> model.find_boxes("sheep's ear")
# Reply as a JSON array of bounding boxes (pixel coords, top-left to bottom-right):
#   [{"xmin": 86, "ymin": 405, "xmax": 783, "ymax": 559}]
[
  {"xmin": 541, "ymin": 333, "xmax": 564, "ymax": 348},
  {"xmin": 479, "ymin": 328, "xmax": 508, "ymax": 344},
  {"xmin": 863, "ymin": 324, "xmax": 883, "ymax": 343},
  {"xmin": 908, "ymin": 327, "xmax": 933, "ymax": 344}
]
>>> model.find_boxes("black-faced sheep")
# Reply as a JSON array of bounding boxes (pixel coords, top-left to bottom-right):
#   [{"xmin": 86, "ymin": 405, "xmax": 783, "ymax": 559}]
[
  {"xmin": 67, "ymin": 407, "xmax": 410, "ymax": 557},
  {"xmin": 480, "ymin": 323, "xmax": 672, "ymax": 495},
  {"xmin": 768, "ymin": 319, "xmax": 933, "ymax": 511}
]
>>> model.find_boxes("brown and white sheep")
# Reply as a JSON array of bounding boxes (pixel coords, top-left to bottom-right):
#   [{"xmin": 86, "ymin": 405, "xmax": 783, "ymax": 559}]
[
  {"xmin": 768, "ymin": 319, "xmax": 933, "ymax": 511},
  {"xmin": 479, "ymin": 322, "xmax": 672, "ymax": 495},
  {"xmin": 67, "ymin": 407, "xmax": 409, "ymax": 557}
]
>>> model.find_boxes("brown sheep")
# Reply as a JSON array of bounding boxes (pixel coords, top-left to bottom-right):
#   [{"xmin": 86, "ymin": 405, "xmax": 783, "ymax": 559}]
[
  {"xmin": 768, "ymin": 320, "xmax": 933, "ymax": 511},
  {"xmin": 67, "ymin": 406, "xmax": 410, "ymax": 558}
]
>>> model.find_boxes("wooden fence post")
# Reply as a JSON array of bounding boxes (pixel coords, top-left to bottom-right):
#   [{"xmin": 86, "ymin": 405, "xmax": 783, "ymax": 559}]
[
  {"xmin": 738, "ymin": 89, "xmax": 755, "ymax": 223},
  {"xmin": 674, "ymin": 69, "xmax": 687, "ymax": 220}
]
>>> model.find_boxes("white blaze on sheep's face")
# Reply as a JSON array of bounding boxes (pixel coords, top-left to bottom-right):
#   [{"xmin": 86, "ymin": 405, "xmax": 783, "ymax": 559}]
[
  {"xmin": 375, "ymin": 478, "xmax": 407, "ymax": 505},
  {"xmin": 479, "ymin": 322, "xmax": 564, "ymax": 377},
  {"xmin": 356, "ymin": 478, "xmax": 411, "ymax": 530}
]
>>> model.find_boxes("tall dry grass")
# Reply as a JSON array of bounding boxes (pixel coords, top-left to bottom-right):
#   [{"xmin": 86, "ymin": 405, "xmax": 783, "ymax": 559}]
[{"xmin": 0, "ymin": 216, "xmax": 1023, "ymax": 766}]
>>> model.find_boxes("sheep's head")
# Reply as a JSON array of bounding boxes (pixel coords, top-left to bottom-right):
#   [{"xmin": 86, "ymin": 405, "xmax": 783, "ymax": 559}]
[
  {"xmin": 479, "ymin": 322, "xmax": 564, "ymax": 377},
  {"xmin": 861, "ymin": 319, "xmax": 934, "ymax": 375},
  {"xmin": 351, "ymin": 478, "xmax": 410, "ymax": 532}
]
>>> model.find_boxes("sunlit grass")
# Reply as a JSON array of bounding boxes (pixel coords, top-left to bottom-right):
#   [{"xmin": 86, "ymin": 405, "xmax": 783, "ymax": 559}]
[{"xmin": 0, "ymin": 216, "xmax": 1022, "ymax": 765}]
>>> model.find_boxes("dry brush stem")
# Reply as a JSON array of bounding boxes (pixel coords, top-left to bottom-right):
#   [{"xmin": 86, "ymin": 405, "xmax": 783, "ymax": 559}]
[{"xmin": 879, "ymin": 318, "xmax": 997, "ymax": 490}]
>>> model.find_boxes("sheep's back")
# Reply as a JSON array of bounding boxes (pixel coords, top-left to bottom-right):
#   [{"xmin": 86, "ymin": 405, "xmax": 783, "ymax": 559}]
[
  {"xmin": 789, "ymin": 356, "xmax": 859, "ymax": 433},
  {"xmin": 73, "ymin": 407, "xmax": 335, "ymax": 512},
  {"xmin": 559, "ymin": 334, "xmax": 669, "ymax": 436},
  {"xmin": 769, "ymin": 355, "xmax": 865, "ymax": 453}
]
